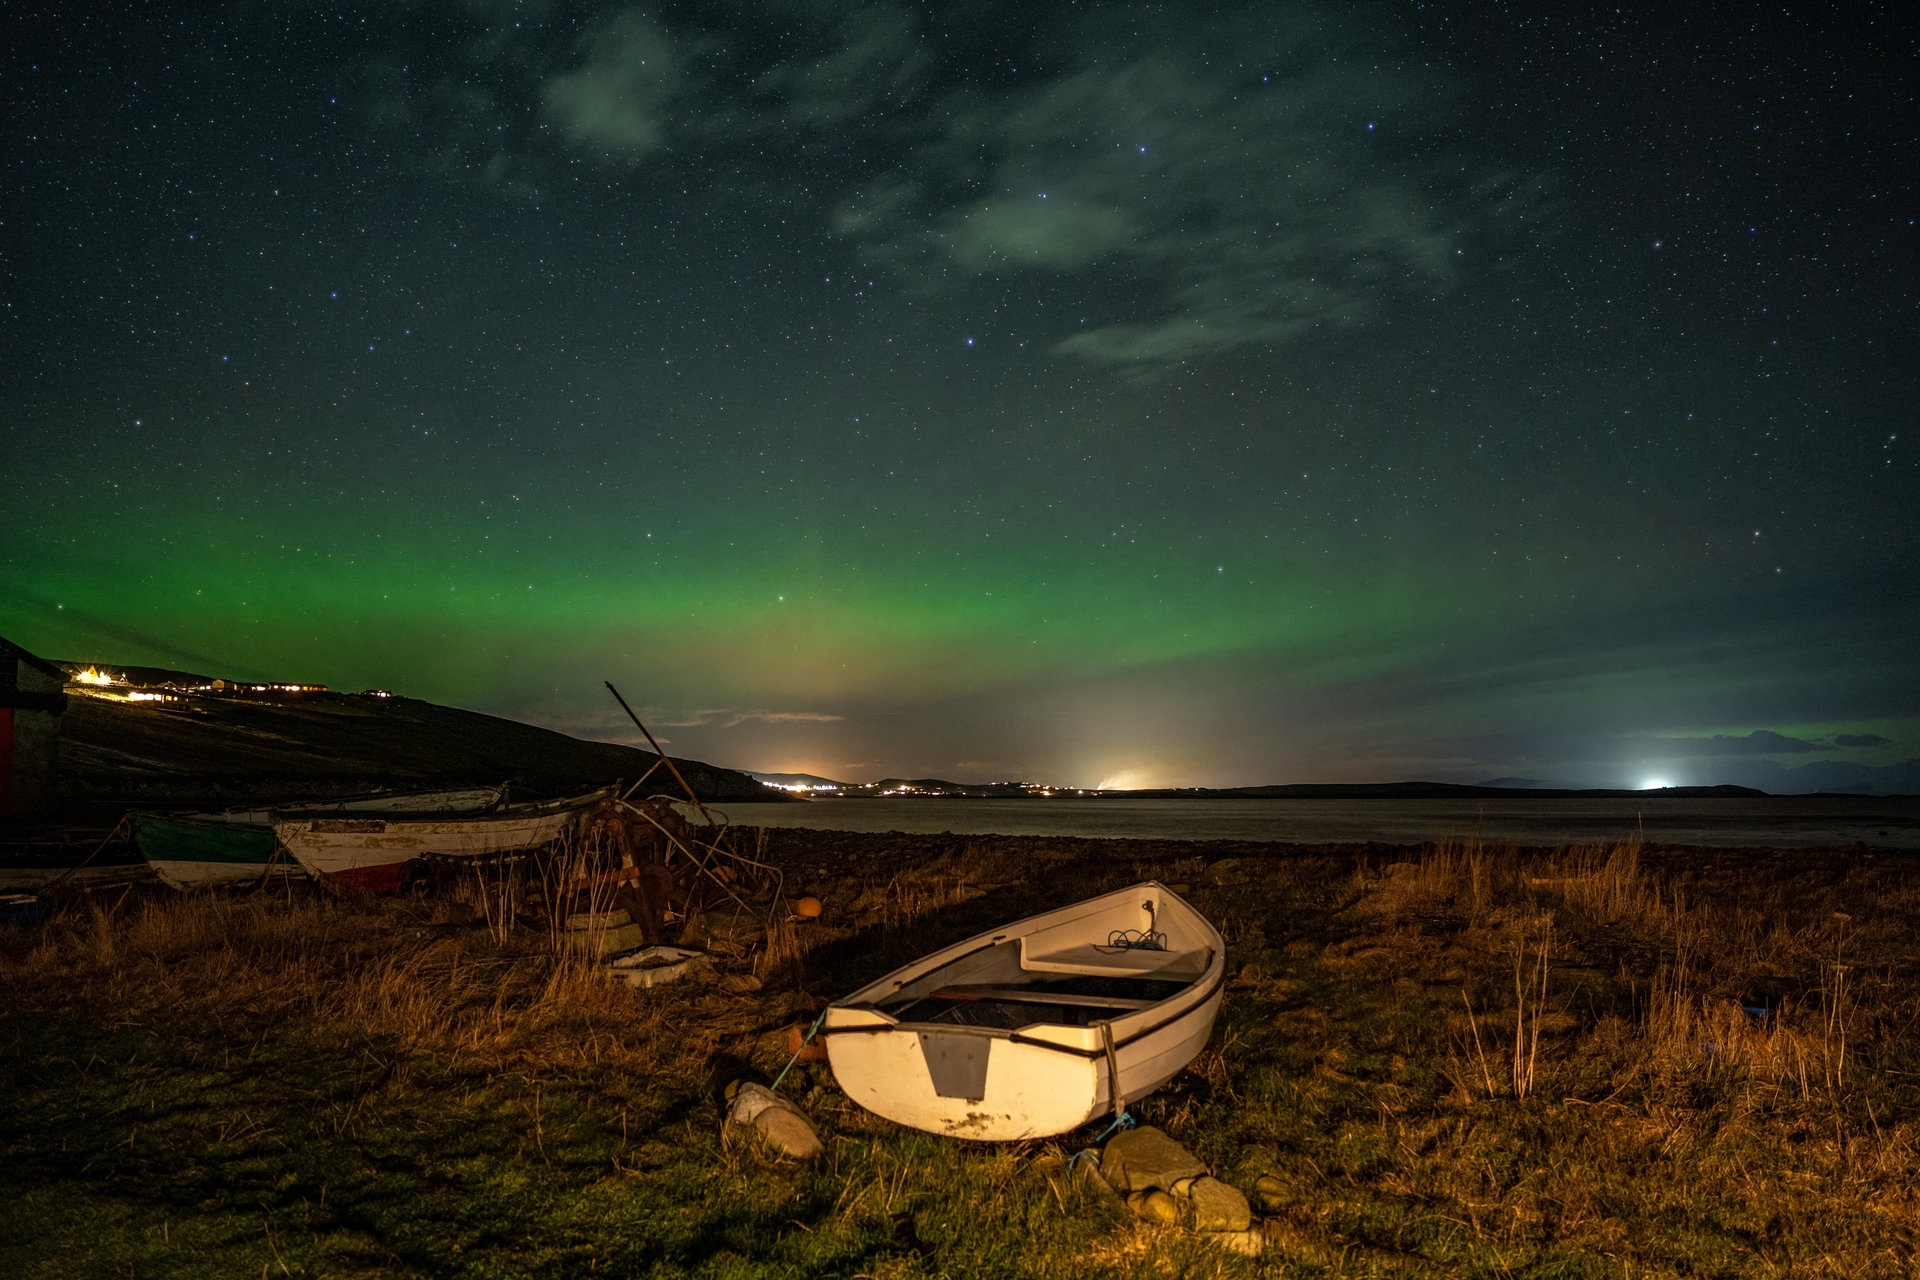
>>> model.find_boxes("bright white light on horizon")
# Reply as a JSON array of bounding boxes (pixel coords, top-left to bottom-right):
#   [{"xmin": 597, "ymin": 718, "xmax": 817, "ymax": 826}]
[{"xmin": 1640, "ymin": 778, "xmax": 1672, "ymax": 790}]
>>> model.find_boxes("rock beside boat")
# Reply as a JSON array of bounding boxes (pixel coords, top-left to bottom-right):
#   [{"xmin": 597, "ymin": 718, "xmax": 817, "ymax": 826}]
[
  {"xmin": 1127, "ymin": 1189, "xmax": 1181, "ymax": 1224},
  {"xmin": 1187, "ymin": 1176, "xmax": 1252, "ymax": 1232},
  {"xmin": 724, "ymin": 1082, "xmax": 824, "ymax": 1160},
  {"xmin": 1099, "ymin": 1126, "xmax": 1260, "ymax": 1253},
  {"xmin": 1208, "ymin": 1227, "xmax": 1265, "ymax": 1256},
  {"xmin": 1098, "ymin": 1125, "xmax": 1207, "ymax": 1193}
]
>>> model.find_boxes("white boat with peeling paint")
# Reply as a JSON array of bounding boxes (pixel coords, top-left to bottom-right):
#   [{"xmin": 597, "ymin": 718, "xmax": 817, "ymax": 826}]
[
  {"xmin": 137, "ymin": 787, "xmax": 509, "ymax": 890},
  {"xmin": 274, "ymin": 789, "xmax": 607, "ymax": 894},
  {"xmin": 821, "ymin": 881, "xmax": 1224, "ymax": 1141}
]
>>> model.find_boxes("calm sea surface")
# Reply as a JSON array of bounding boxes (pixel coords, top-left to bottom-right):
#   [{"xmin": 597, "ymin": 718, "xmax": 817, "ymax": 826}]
[{"xmin": 711, "ymin": 796, "xmax": 1920, "ymax": 849}]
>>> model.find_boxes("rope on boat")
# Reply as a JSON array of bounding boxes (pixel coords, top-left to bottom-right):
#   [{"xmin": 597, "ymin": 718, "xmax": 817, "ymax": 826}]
[
  {"xmin": 1097, "ymin": 897, "xmax": 1166, "ymax": 952},
  {"xmin": 769, "ymin": 1005, "xmax": 834, "ymax": 1094},
  {"xmin": 1098, "ymin": 1019, "xmax": 1126, "ymax": 1118}
]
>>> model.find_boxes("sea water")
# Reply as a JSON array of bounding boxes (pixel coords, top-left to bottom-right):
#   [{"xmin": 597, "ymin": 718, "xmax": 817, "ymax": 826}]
[{"xmin": 709, "ymin": 796, "xmax": 1920, "ymax": 849}]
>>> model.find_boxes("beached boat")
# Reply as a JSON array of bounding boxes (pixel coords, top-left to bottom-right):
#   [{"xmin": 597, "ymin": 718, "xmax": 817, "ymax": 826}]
[
  {"xmin": 135, "ymin": 787, "xmax": 507, "ymax": 890},
  {"xmin": 192, "ymin": 786, "xmax": 508, "ymax": 828},
  {"xmin": 133, "ymin": 814, "xmax": 286, "ymax": 890},
  {"xmin": 820, "ymin": 882, "xmax": 1225, "ymax": 1141},
  {"xmin": 273, "ymin": 789, "xmax": 608, "ymax": 895}
]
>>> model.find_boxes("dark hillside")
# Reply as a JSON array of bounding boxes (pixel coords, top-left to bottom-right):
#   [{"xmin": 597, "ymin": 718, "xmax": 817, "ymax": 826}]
[{"xmin": 55, "ymin": 692, "xmax": 785, "ymax": 811}]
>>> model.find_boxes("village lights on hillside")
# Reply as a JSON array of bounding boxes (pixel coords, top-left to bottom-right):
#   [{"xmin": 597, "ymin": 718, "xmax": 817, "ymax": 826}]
[{"xmin": 73, "ymin": 667, "xmax": 117, "ymax": 686}]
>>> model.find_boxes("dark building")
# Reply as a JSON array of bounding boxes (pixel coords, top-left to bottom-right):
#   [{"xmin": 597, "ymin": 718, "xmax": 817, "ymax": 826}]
[{"xmin": 0, "ymin": 634, "xmax": 68, "ymax": 818}]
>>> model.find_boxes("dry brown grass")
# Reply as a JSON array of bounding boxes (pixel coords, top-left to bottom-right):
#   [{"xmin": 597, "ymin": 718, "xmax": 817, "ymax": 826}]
[{"xmin": 3, "ymin": 830, "xmax": 1917, "ymax": 1278}]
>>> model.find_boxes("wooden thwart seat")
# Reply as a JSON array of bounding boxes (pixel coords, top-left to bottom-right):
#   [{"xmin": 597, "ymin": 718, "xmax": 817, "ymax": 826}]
[{"xmin": 927, "ymin": 985, "xmax": 1158, "ymax": 1011}]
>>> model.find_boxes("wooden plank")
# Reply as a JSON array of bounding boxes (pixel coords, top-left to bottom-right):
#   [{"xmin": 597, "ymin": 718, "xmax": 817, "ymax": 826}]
[{"xmin": 928, "ymin": 985, "xmax": 1158, "ymax": 1010}]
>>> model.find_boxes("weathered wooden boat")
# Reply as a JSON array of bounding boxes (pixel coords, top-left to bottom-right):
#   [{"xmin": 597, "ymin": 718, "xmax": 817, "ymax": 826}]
[
  {"xmin": 193, "ymin": 787, "xmax": 508, "ymax": 828},
  {"xmin": 820, "ymin": 882, "xmax": 1225, "ymax": 1141},
  {"xmin": 274, "ymin": 789, "xmax": 609, "ymax": 895},
  {"xmin": 135, "ymin": 787, "xmax": 507, "ymax": 890},
  {"xmin": 133, "ymin": 814, "xmax": 285, "ymax": 890}
]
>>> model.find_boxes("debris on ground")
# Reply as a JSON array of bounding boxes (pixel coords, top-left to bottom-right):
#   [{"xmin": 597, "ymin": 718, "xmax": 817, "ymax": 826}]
[{"xmin": 607, "ymin": 944, "xmax": 712, "ymax": 988}]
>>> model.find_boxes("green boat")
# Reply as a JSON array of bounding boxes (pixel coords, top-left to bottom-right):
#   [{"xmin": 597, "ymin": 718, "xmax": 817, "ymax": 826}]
[{"xmin": 132, "ymin": 814, "xmax": 289, "ymax": 889}]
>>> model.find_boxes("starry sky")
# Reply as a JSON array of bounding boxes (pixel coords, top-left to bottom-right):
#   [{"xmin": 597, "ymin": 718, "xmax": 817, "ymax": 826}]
[{"xmin": 4, "ymin": 2, "xmax": 1916, "ymax": 792}]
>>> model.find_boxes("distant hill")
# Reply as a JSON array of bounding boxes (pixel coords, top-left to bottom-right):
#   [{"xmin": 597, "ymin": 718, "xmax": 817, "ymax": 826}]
[
  {"xmin": 55, "ymin": 691, "xmax": 789, "ymax": 812},
  {"xmin": 746, "ymin": 772, "xmax": 853, "ymax": 791},
  {"xmin": 1123, "ymin": 782, "xmax": 1769, "ymax": 800},
  {"xmin": 748, "ymin": 774, "xmax": 1774, "ymax": 801}
]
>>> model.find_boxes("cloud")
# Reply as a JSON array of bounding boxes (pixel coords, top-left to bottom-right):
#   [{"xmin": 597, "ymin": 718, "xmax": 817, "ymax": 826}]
[
  {"xmin": 1657, "ymin": 729, "xmax": 1827, "ymax": 757},
  {"xmin": 829, "ymin": 13, "xmax": 1532, "ymax": 365},
  {"xmin": 1834, "ymin": 733, "xmax": 1892, "ymax": 748},
  {"xmin": 375, "ymin": 2, "xmax": 1543, "ymax": 365},
  {"xmin": 1694, "ymin": 758, "xmax": 1920, "ymax": 796},
  {"xmin": 750, "ymin": 5, "xmax": 930, "ymax": 129},
  {"xmin": 658, "ymin": 708, "xmax": 845, "ymax": 729},
  {"xmin": 541, "ymin": 9, "xmax": 680, "ymax": 160}
]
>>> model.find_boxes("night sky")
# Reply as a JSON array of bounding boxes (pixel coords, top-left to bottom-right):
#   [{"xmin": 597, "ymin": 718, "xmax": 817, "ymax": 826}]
[{"xmin": 4, "ymin": 2, "xmax": 1916, "ymax": 792}]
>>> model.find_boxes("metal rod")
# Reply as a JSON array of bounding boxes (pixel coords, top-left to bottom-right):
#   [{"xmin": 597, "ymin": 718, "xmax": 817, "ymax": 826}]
[{"xmin": 605, "ymin": 682, "xmax": 712, "ymax": 820}]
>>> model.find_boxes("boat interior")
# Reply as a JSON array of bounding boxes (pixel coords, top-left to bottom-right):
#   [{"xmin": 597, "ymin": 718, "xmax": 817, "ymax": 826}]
[{"xmin": 871, "ymin": 934, "xmax": 1214, "ymax": 1030}]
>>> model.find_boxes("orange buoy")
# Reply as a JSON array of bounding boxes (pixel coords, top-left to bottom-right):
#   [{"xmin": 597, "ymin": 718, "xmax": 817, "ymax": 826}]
[{"xmin": 793, "ymin": 896, "xmax": 823, "ymax": 919}]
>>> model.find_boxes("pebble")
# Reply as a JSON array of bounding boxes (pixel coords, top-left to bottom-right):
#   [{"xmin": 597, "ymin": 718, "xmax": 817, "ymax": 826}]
[
  {"xmin": 1127, "ymin": 1189, "xmax": 1181, "ymax": 1224},
  {"xmin": 1253, "ymin": 1172, "xmax": 1288, "ymax": 1211}
]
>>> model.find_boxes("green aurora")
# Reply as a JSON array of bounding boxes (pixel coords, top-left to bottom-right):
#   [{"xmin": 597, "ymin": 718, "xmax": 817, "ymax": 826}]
[{"xmin": 4, "ymin": 2, "xmax": 1915, "ymax": 791}]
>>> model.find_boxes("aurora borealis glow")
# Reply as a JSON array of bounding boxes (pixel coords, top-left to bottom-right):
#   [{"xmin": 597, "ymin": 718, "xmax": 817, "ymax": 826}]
[{"xmin": 4, "ymin": 4, "xmax": 1916, "ymax": 791}]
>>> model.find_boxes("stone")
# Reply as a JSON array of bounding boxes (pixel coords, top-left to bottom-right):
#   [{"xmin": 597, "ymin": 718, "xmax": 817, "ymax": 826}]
[
  {"xmin": 567, "ymin": 921, "xmax": 648, "ymax": 957},
  {"xmin": 1071, "ymin": 1153, "xmax": 1122, "ymax": 1203},
  {"xmin": 725, "ymin": 1082, "xmax": 824, "ymax": 1159},
  {"xmin": 1099, "ymin": 1126, "xmax": 1207, "ymax": 1194},
  {"xmin": 566, "ymin": 908, "xmax": 631, "ymax": 930},
  {"xmin": 1187, "ymin": 1177, "xmax": 1252, "ymax": 1233},
  {"xmin": 1127, "ymin": 1190, "xmax": 1181, "ymax": 1224},
  {"xmin": 1253, "ymin": 1172, "xmax": 1288, "ymax": 1211},
  {"xmin": 1208, "ymin": 1228, "xmax": 1265, "ymax": 1256}
]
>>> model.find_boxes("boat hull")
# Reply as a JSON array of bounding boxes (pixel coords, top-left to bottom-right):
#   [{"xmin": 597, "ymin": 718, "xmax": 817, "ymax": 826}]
[
  {"xmin": 822, "ymin": 881, "xmax": 1225, "ymax": 1141},
  {"xmin": 274, "ymin": 807, "xmax": 584, "ymax": 895},
  {"xmin": 133, "ymin": 815, "xmax": 292, "ymax": 890},
  {"xmin": 825, "ymin": 985, "xmax": 1223, "ymax": 1140}
]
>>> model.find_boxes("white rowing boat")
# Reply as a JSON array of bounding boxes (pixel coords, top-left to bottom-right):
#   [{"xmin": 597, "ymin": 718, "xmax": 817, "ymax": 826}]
[
  {"xmin": 273, "ymin": 789, "xmax": 608, "ymax": 894},
  {"xmin": 821, "ymin": 881, "xmax": 1224, "ymax": 1141}
]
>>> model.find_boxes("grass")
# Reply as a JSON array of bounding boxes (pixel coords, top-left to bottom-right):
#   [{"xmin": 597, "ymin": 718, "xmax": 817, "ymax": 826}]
[{"xmin": 2, "ymin": 832, "xmax": 1917, "ymax": 1277}]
